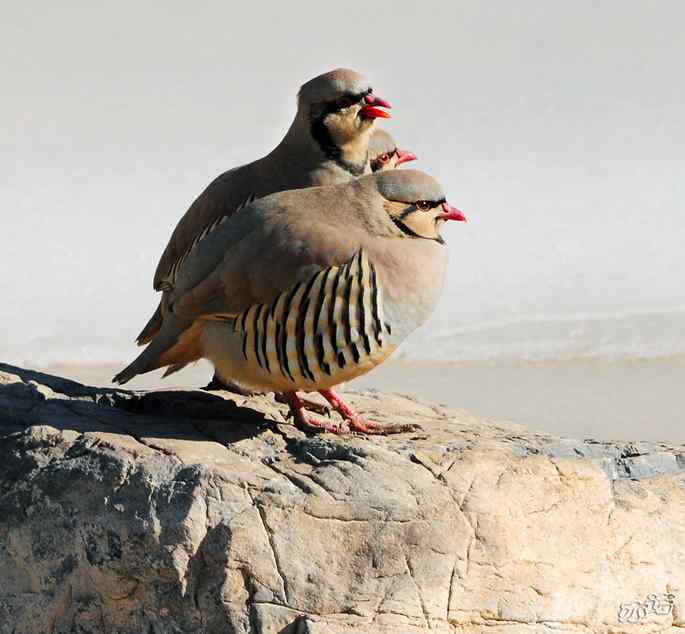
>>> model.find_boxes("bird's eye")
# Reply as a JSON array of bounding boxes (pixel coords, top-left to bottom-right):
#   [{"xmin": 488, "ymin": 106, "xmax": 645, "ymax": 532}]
[
  {"xmin": 378, "ymin": 153, "xmax": 390, "ymax": 163},
  {"xmin": 416, "ymin": 200, "xmax": 432, "ymax": 211}
]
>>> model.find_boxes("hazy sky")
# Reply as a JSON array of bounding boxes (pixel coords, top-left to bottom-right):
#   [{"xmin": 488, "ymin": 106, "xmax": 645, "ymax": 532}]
[{"xmin": 2, "ymin": 1, "xmax": 684, "ymax": 363}]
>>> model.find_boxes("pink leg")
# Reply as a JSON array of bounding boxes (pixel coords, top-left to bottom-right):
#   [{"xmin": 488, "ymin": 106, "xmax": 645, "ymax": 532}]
[
  {"xmin": 282, "ymin": 392, "xmax": 344, "ymax": 434},
  {"xmin": 274, "ymin": 392, "xmax": 331, "ymax": 416},
  {"xmin": 319, "ymin": 389, "xmax": 420, "ymax": 435}
]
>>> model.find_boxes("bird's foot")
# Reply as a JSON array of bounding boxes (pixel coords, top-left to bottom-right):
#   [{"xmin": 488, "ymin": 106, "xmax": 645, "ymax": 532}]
[
  {"xmin": 275, "ymin": 392, "xmax": 331, "ymax": 416},
  {"xmin": 342, "ymin": 414, "xmax": 418, "ymax": 435},
  {"xmin": 282, "ymin": 392, "xmax": 344, "ymax": 434},
  {"xmin": 281, "ymin": 390, "xmax": 419, "ymax": 435},
  {"xmin": 319, "ymin": 389, "xmax": 421, "ymax": 435}
]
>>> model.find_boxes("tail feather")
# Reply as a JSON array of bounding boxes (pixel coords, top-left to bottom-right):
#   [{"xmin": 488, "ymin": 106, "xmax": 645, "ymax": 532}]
[
  {"xmin": 135, "ymin": 302, "xmax": 163, "ymax": 346},
  {"xmin": 161, "ymin": 363, "xmax": 189, "ymax": 379},
  {"xmin": 113, "ymin": 315, "xmax": 201, "ymax": 385}
]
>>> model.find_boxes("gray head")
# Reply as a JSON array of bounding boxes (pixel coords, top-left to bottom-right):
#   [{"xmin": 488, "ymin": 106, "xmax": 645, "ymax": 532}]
[
  {"xmin": 369, "ymin": 129, "xmax": 418, "ymax": 172},
  {"xmin": 365, "ymin": 169, "xmax": 467, "ymax": 242},
  {"xmin": 298, "ymin": 69, "xmax": 371, "ymax": 106},
  {"xmin": 297, "ymin": 69, "xmax": 392, "ymax": 175}
]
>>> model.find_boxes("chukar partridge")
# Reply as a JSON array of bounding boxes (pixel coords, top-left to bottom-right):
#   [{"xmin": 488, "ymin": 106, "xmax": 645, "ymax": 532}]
[
  {"xmin": 200, "ymin": 128, "xmax": 417, "ymax": 392},
  {"xmin": 136, "ymin": 68, "xmax": 392, "ymax": 347},
  {"xmin": 114, "ymin": 169, "xmax": 466, "ymax": 434},
  {"xmin": 368, "ymin": 128, "xmax": 417, "ymax": 172}
]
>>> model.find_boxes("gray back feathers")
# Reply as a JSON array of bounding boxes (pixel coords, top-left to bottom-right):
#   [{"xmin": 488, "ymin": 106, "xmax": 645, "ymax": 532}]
[{"xmin": 152, "ymin": 68, "xmax": 377, "ymax": 293}]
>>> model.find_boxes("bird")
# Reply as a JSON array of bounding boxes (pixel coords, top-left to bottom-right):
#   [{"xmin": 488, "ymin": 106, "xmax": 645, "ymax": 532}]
[
  {"xmin": 113, "ymin": 169, "xmax": 467, "ymax": 435},
  {"xmin": 135, "ymin": 68, "xmax": 392, "ymax": 348},
  {"xmin": 199, "ymin": 128, "xmax": 418, "ymax": 392},
  {"xmin": 368, "ymin": 128, "xmax": 417, "ymax": 172}
]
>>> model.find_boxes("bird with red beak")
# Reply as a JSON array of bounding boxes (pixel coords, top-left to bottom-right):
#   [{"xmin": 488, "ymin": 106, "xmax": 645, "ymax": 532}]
[
  {"xmin": 114, "ymin": 170, "xmax": 467, "ymax": 434},
  {"xmin": 368, "ymin": 128, "xmax": 417, "ymax": 172},
  {"xmin": 302, "ymin": 69, "xmax": 393, "ymax": 177},
  {"xmin": 137, "ymin": 68, "xmax": 393, "ymax": 351}
]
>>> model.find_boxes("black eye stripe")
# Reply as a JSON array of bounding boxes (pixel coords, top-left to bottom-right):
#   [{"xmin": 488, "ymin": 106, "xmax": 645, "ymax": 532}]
[
  {"xmin": 390, "ymin": 216, "xmax": 444, "ymax": 244},
  {"xmin": 308, "ymin": 87, "xmax": 374, "ymax": 177},
  {"xmin": 324, "ymin": 88, "xmax": 373, "ymax": 114},
  {"xmin": 335, "ymin": 94, "xmax": 362, "ymax": 109},
  {"xmin": 422, "ymin": 198, "xmax": 446, "ymax": 207},
  {"xmin": 416, "ymin": 201, "xmax": 435, "ymax": 211},
  {"xmin": 397, "ymin": 197, "xmax": 447, "ymax": 213}
]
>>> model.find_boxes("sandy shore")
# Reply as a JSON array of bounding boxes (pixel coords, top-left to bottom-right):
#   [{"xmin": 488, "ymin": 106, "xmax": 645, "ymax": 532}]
[{"xmin": 39, "ymin": 356, "xmax": 685, "ymax": 443}]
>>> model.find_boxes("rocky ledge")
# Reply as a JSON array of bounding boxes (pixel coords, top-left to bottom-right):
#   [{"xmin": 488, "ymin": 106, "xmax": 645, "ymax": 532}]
[{"xmin": 1, "ymin": 362, "xmax": 685, "ymax": 633}]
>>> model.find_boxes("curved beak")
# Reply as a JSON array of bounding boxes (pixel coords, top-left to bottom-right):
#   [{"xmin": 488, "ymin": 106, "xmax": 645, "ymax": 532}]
[
  {"xmin": 395, "ymin": 148, "xmax": 417, "ymax": 166},
  {"xmin": 359, "ymin": 94, "xmax": 392, "ymax": 120},
  {"xmin": 440, "ymin": 202, "xmax": 467, "ymax": 222}
]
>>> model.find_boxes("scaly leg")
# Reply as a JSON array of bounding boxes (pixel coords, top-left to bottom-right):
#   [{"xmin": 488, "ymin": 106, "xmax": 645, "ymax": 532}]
[
  {"xmin": 319, "ymin": 389, "xmax": 420, "ymax": 435},
  {"xmin": 282, "ymin": 392, "xmax": 344, "ymax": 434},
  {"xmin": 274, "ymin": 392, "xmax": 331, "ymax": 416},
  {"xmin": 206, "ymin": 378, "xmax": 331, "ymax": 416}
]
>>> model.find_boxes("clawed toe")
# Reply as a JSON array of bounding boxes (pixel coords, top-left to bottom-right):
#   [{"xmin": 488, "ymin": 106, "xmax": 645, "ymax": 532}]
[
  {"xmin": 275, "ymin": 393, "xmax": 331, "ymax": 416},
  {"xmin": 299, "ymin": 398, "xmax": 332, "ymax": 416},
  {"xmin": 281, "ymin": 391, "xmax": 344, "ymax": 434},
  {"xmin": 345, "ymin": 416, "xmax": 421, "ymax": 435},
  {"xmin": 280, "ymin": 390, "xmax": 418, "ymax": 436},
  {"xmin": 294, "ymin": 416, "xmax": 346, "ymax": 434},
  {"xmin": 319, "ymin": 388, "xmax": 419, "ymax": 435}
]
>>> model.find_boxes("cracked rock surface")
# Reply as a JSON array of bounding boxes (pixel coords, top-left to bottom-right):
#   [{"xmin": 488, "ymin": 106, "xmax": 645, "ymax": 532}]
[{"xmin": 1, "ymin": 362, "xmax": 685, "ymax": 633}]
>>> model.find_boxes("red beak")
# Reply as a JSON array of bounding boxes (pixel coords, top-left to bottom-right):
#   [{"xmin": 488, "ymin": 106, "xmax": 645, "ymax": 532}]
[
  {"xmin": 440, "ymin": 202, "xmax": 467, "ymax": 222},
  {"xmin": 395, "ymin": 148, "xmax": 417, "ymax": 166},
  {"xmin": 359, "ymin": 94, "xmax": 392, "ymax": 120}
]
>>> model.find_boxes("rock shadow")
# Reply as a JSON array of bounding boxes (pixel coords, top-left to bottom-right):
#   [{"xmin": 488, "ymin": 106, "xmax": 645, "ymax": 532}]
[{"xmin": 0, "ymin": 362, "xmax": 280, "ymax": 445}]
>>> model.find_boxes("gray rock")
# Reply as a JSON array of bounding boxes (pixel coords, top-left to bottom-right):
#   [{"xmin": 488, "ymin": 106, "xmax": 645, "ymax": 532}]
[{"xmin": 1, "ymin": 362, "xmax": 685, "ymax": 633}]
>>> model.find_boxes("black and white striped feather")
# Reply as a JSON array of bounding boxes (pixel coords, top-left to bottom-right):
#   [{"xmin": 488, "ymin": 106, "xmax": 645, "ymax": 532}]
[{"xmin": 225, "ymin": 250, "xmax": 392, "ymax": 385}]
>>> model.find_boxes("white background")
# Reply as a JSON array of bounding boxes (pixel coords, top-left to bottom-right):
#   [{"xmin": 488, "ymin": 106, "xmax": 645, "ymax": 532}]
[{"xmin": 2, "ymin": 1, "xmax": 683, "ymax": 364}]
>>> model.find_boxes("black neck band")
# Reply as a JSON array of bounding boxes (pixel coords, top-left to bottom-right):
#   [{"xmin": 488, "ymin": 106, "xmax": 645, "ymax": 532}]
[
  {"xmin": 310, "ymin": 117, "xmax": 367, "ymax": 176},
  {"xmin": 391, "ymin": 216, "xmax": 445, "ymax": 245}
]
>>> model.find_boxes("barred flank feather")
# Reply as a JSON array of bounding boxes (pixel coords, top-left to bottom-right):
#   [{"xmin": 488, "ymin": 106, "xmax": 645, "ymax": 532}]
[{"xmin": 231, "ymin": 250, "xmax": 389, "ymax": 385}]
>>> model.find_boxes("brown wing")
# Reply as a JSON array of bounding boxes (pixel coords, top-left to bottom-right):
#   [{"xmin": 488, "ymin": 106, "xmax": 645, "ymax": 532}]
[
  {"xmin": 153, "ymin": 165, "xmax": 258, "ymax": 290},
  {"xmin": 168, "ymin": 202, "xmax": 367, "ymax": 321}
]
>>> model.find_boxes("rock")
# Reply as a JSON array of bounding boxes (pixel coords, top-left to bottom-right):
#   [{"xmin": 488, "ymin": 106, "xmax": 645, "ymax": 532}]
[{"xmin": 1, "ymin": 361, "xmax": 684, "ymax": 633}]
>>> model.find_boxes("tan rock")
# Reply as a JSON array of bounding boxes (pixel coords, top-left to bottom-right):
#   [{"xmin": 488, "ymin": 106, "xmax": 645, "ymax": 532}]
[{"xmin": 1, "ymin": 362, "xmax": 684, "ymax": 633}]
